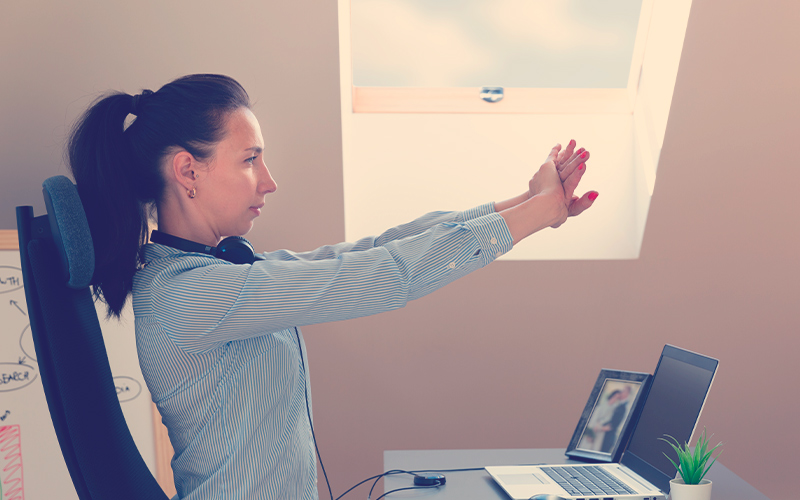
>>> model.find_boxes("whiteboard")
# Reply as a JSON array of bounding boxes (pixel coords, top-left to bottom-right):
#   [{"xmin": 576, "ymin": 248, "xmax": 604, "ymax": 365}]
[{"xmin": 0, "ymin": 249, "xmax": 156, "ymax": 500}]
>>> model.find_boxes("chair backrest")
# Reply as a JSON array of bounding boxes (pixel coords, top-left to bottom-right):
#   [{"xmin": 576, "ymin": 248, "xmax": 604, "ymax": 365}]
[{"xmin": 16, "ymin": 175, "xmax": 168, "ymax": 500}]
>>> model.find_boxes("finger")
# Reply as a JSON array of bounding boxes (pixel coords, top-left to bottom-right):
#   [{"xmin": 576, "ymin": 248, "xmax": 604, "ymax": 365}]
[
  {"xmin": 568, "ymin": 191, "xmax": 599, "ymax": 217},
  {"xmin": 559, "ymin": 151, "xmax": 583, "ymax": 182},
  {"xmin": 545, "ymin": 143, "xmax": 562, "ymax": 166},
  {"xmin": 563, "ymin": 161, "xmax": 586, "ymax": 200},
  {"xmin": 558, "ymin": 145, "xmax": 584, "ymax": 176},
  {"xmin": 560, "ymin": 149, "xmax": 589, "ymax": 181},
  {"xmin": 556, "ymin": 139, "xmax": 576, "ymax": 171}
]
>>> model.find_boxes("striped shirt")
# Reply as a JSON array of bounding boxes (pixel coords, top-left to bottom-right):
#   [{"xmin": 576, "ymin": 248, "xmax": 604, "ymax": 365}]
[{"xmin": 132, "ymin": 204, "xmax": 513, "ymax": 499}]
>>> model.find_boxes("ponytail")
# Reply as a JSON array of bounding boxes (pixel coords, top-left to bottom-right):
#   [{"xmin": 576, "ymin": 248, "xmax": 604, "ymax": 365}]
[{"xmin": 68, "ymin": 74, "xmax": 251, "ymax": 317}]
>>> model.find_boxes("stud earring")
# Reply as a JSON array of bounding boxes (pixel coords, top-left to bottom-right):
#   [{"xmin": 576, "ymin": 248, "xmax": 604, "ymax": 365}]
[{"xmin": 187, "ymin": 187, "xmax": 197, "ymax": 199}]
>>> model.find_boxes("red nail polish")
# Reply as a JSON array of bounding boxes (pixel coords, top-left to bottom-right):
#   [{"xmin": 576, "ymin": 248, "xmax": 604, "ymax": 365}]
[
  {"xmin": 588, "ymin": 192, "xmax": 598, "ymax": 201},
  {"xmin": 577, "ymin": 147, "xmax": 584, "ymax": 154},
  {"xmin": 578, "ymin": 163, "xmax": 585, "ymax": 170},
  {"xmin": 580, "ymin": 152, "xmax": 587, "ymax": 159},
  {"xmin": 570, "ymin": 139, "xmax": 576, "ymax": 146}
]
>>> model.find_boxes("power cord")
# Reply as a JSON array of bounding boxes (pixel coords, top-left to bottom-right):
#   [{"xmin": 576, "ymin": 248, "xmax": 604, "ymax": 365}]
[
  {"xmin": 296, "ymin": 327, "xmax": 524, "ymax": 500},
  {"xmin": 343, "ymin": 467, "xmax": 486, "ymax": 500},
  {"xmin": 295, "ymin": 328, "xmax": 334, "ymax": 500}
]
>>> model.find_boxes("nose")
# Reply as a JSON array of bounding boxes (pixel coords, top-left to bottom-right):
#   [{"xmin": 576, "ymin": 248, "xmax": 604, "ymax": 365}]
[{"xmin": 258, "ymin": 162, "xmax": 278, "ymax": 194}]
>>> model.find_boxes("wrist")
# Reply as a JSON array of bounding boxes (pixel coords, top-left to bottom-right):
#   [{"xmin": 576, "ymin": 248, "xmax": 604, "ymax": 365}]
[
  {"xmin": 529, "ymin": 191, "xmax": 566, "ymax": 229},
  {"xmin": 493, "ymin": 191, "xmax": 532, "ymax": 213},
  {"xmin": 499, "ymin": 192, "xmax": 564, "ymax": 244}
]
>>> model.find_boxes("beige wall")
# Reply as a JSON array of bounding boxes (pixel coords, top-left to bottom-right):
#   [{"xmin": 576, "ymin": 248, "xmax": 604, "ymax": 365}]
[{"xmin": 1, "ymin": 1, "xmax": 797, "ymax": 499}]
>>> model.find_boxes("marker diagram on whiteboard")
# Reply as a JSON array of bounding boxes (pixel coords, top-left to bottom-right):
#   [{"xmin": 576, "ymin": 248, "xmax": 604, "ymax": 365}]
[
  {"xmin": 0, "ymin": 265, "xmax": 30, "ymax": 500},
  {"xmin": 0, "ymin": 252, "xmax": 157, "ymax": 500}
]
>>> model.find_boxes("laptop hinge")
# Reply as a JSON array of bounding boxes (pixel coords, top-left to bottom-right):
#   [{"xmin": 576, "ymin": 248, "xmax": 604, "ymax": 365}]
[{"xmin": 616, "ymin": 466, "xmax": 658, "ymax": 493}]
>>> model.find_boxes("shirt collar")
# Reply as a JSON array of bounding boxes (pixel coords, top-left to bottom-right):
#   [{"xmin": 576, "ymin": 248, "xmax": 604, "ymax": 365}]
[{"xmin": 141, "ymin": 242, "xmax": 188, "ymax": 264}]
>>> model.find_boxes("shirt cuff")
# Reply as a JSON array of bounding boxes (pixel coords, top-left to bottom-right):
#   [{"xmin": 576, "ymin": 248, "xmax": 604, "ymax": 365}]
[
  {"xmin": 463, "ymin": 212, "xmax": 513, "ymax": 264},
  {"xmin": 457, "ymin": 202, "xmax": 496, "ymax": 223}
]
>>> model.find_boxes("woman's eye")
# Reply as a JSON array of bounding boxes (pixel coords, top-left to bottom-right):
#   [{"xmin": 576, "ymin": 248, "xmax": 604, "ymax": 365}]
[{"xmin": 246, "ymin": 156, "xmax": 257, "ymax": 165}]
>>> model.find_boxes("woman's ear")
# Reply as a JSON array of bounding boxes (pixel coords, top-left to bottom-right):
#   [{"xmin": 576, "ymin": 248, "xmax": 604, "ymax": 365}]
[{"xmin": 171, "ymin": 150, "xmax": 199, "ymax": 190}]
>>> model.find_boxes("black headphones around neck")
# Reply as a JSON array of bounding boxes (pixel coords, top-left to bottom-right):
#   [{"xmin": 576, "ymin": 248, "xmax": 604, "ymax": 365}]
[{"xmin": 150, "ymin": 230, "xmax": 264, "ymax": 264}]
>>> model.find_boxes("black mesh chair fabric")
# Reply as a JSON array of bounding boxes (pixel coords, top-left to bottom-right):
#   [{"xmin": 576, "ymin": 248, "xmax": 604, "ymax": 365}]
[{"xmin": 16, "ymin": 179, "xmax": 169, "ymax": 500}]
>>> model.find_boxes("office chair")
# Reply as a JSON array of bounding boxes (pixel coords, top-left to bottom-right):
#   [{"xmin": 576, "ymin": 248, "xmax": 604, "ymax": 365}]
[{"xmin": 16, "ymin": 175, "xmax": 169, "ymax": 500}]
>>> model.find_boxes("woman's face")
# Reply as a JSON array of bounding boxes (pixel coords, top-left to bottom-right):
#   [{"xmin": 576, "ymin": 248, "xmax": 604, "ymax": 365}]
[{"xmin": 194, "ymin": 107, "xmax": 277, "ymax": 238}]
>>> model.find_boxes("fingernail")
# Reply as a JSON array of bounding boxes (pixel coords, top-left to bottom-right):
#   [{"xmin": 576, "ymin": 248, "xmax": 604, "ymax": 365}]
[
  {"xmin": 569, "ymin": 139, "xmax": 575, "ymax": 146},
  {"xmin": 588, "ymin": 192, "xmax": 599, "ymax": 201},
  {"xmin": 578, "ymin": 163, "xmax": 585, "ymax": 170},
  {"xmin": 580, "ymin": 152, "xmax": 587, "ymax": 159}
]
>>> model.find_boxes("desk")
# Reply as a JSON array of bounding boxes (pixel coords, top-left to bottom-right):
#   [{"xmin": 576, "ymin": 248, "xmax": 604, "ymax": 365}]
[{"xmin": 384, "ymin": 449, "xmax": 768, "ymax": 500}]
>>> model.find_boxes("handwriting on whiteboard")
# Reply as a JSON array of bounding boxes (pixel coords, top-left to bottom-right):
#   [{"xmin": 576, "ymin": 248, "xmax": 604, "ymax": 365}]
[
  {"xmin": 1, "ymin": 264, "xmax": 143, "ymax": 403},
  {"xmin": 0, "ymin": 267, "xmax": 23, "ymax": 294},
  {"xmin": 0, "ymin": 363, "xmax": 37, "ymax": 393},
  {"xmin": 114, "ymin": 376, "xmax": 143, "ymax": 402}
]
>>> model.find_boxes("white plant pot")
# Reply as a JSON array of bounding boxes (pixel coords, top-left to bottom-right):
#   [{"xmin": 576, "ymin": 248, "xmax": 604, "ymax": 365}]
[{"xmin": 668, "ymin": 478, "xmax": 712, "ymax": 500}]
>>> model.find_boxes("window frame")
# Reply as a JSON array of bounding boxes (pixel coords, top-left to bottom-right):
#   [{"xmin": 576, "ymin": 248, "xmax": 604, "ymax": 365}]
[{"xmin": 345, "ymin": 0, "xmax": 654, "ymax": 115}]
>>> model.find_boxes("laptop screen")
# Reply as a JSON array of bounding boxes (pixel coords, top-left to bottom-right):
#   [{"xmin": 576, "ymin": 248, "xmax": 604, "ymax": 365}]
[{"xmin": 620, "ymin": 345, "xmax": 718, "ymax": 493}]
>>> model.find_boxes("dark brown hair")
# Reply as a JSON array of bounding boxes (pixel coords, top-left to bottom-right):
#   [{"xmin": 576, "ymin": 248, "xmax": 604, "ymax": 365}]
[{"xmin": 68, "ymin": 74, "xmax": 251, "ymax": 317}]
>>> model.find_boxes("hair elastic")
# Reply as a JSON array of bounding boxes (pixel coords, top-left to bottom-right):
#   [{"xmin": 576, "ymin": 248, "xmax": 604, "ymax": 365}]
[{"xmin": 130, "ymin": 89, "xmax": 153, "ymax": 116}]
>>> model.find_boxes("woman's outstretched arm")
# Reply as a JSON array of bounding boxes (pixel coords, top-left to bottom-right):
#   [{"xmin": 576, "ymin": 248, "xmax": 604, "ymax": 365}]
[{"xmin": 498, "ymin": 142, "xmax": 598, "ymax": 243}]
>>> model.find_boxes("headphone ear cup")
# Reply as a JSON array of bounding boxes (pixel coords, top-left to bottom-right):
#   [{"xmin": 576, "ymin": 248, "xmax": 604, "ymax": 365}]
[{"xmin": 216, "ymin": 236, "xmax": 257, "ymax": 264}]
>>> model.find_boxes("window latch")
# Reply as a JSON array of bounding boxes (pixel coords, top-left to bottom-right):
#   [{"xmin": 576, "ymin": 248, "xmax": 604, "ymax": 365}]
[{"xmin": 480, "ymin": 86, "xmax": 504, "ymax": 103}]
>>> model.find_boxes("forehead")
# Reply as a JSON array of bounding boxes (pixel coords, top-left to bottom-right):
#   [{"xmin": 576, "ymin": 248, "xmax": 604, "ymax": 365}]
[{"xmin": 219, "ymin": 107, "xmax": 264, "ymax": 152}]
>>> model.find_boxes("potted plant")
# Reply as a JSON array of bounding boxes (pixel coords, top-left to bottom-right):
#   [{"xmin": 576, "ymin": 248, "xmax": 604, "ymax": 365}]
[{"xmin": 660, "ymin": 429, "xmax": 722, "ymax": 500}]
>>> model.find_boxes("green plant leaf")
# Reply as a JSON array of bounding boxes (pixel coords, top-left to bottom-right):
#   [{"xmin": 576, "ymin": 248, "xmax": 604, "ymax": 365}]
[{"xmin": 660, "ymin": 429, "xmax": 723, "ymax": 484}]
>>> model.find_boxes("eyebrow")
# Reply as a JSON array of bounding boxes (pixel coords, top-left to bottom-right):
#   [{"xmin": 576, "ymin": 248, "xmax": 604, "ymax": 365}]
[{"xmin": 244, "ymin": 146, "xmax": 264, "ymax": 154}]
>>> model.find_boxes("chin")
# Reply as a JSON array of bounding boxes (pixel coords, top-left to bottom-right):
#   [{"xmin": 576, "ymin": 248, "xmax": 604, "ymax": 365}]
[{"xmin": 223, "ymin": 221, "xmax": 254, "ymax": 238}]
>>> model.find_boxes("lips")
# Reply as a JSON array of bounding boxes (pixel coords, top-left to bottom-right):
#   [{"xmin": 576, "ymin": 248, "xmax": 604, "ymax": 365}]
[{"xmin": 250, "ymin": 203, "xmax": 265, "ymax": 216}]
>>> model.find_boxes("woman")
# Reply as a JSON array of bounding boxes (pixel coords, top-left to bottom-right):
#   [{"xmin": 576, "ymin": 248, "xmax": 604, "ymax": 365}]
[{"xmin": 69, "ymin": 74, "xmax": 597, "ymax": 499}]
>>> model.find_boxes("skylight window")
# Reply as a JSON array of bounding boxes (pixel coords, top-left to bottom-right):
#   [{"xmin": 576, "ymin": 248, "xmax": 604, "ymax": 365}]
[
  {"xmin": 352, "ymin": 0, "xmax": 642, "ymax": 89},
  {"xmin": 338, "ymin": 0, "xmax": 693, "ymax": 260}
]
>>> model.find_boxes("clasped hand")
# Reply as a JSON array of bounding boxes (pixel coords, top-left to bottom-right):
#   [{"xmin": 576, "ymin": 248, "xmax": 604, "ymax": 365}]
[{"xmin": 529, "ymin": 140, "xmax": 598, "ymax": 228}]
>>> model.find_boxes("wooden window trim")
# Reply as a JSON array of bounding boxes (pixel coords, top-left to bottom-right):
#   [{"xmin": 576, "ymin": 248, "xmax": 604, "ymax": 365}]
[
  {"xmin": 0, "ymin": 230, "xmax": 18, "ymax": 250},
  {"xmin": 352, "ymin": 87, "xmax": 633, "ymax": 114}
]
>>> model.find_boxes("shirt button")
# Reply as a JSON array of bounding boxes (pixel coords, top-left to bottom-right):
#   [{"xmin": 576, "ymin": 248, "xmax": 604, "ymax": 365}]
[
  {"xmin": 490, "ymin": 237, "xmax": 497, "ymax": 245},
  {"xmin": 495, "ymin": 251, "xmax": 502, "ymax": 258},
  {"xmin": 448, "ymin": 262, "xmax": 456, "ymax": 269}
]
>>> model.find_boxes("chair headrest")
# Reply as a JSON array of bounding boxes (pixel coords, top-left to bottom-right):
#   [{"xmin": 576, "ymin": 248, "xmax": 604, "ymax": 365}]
[{"xmin": 42, "ymin": 176, "xmax": 95, "ymax": 289}]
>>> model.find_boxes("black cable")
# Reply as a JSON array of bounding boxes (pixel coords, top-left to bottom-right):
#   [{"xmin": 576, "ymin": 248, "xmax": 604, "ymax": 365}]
[
  {"xmin": 366, "ymin": 467, "xmax": 485, "ymax": 500},
  {"xmin": 294, "ymin": 324, "xmax": 538, "ymax": 500},
  {"xmin": 335, "ymin": 470, "xmax": 412, "ymax": 500},
  {"xmin": 369, "ymin": 470, "xmax": 423, "ymax": 499},
  {"xmin": 373, "ymin": 485, "xmax": 439, "ymax": 500},
  {"xmin": 407, "ymin": 467, "xmax": 485, "ymax": 474},
  {"xmin": 295, "ymin": 328, "xmax": 334, "ymax": 500},
  {"xmin": 362, "ymin": 466, "xmax": 546, "ymax": 499},
  {"xmin": 367, "ymin": 470, "xmax": 392, "ymax": 499}
]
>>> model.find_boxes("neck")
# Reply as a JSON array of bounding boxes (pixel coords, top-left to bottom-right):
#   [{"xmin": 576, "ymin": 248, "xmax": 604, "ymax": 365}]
[{"xmin": 156, "ymin": 193, "xmax": 221, "ymax": 247}]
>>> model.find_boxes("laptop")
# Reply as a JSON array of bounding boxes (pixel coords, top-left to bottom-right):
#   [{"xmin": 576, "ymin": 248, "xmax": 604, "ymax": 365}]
[{"xmin": 486, "ymin": 345, "xmax": 719, "ymax": 500}]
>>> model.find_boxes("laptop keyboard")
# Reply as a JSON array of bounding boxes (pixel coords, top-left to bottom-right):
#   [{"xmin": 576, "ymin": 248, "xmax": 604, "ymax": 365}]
[{"xmin": 540, "ymin": 465, "xmax": 638, "ymax": 497}]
